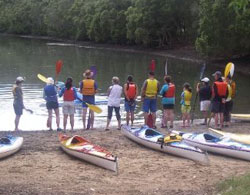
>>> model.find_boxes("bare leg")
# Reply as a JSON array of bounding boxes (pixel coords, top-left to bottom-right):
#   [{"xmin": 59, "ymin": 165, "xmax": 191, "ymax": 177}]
[
  {"xmin": 47, "ymin": 109, "xmax": 53, "ymax": 130},
  {"xmin": 70, "ymin": 114, "xmax": 74, "ymax": 130},
  {"xmin": 15, "ymin": 115, "xmax": 21, "ymax": 131},
  {"xmin": 187, "ymin": 113, "xmax": 191, "ymax": 127},
  {"xmin": 54, "ymin": 108, "xmax": 60, "ymax": 129},
  {"xmin": 82, "ymin": 108, "xmax": 87, "ymax": 130},
  {"xmin": 90, "ymin": 110, "xmax": 94, "ymax": 129},
  {"xmin": 152, "ymin": 112, "xmax": 156, "ymax": 127},
  {"xmin": 170, "ymin": 110, "xmax": 174, "ymax": 127},
  {"xmin": 63, "ymin": 114, "xmax": 68, "ymax": 131},
  {"xmin": 106, "ymin": 119, "xmax": 111, "ymax": 130},
  {"xmin": 126, "ymin": 112, "xmax": 130, "ymax": 126},
  {"xmin": 182, "ymin": 113, "xmax": 186, "ymax": 127},
  {"xmin": 219, "ymin": 113, "xmax": 224, "ymax": 129},
  {"xmin": 214, "ymin": 113, "xmax": 219, "ymax": 128},
  {"xmin": 163, "ymin": 109, "xmax": 168, "ymax": 127},
  {"xmin": 131, "ymin": 111, "xmax": 134, "ymax": 126},
  {"xmin": 144, "ymin": 112, "xmax": 148, "ymax": 125}
]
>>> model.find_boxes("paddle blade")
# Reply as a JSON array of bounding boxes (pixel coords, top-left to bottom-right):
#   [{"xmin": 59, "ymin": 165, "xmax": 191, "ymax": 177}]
[
  {"xmin": 90, "ymin": 65, "xmax": 97, "ymax": 78},
  {"xmin": 224, "ymin": 62, "xmax": 234, "ymax": 78},
  {"xmin": 86, "ymin": 103, "xmax": 102, "ymax": 114},
  {"xmin": 37, "ymin": 74, "xmax": 48, "ymax": 83},
  {"xmin": 199, "ymin": 63, "xmax": 206, "ymax": 80},
  {"xmin": 149, "ymin": 60, "xmax": 156, "ymax": 72},
  {"xmin": 56, "ymin": 60, "xmax": 63, "ymax": 75},
  {"xmin": 165, "ymin": 60, "xmax": 168, "ymax": 75}
]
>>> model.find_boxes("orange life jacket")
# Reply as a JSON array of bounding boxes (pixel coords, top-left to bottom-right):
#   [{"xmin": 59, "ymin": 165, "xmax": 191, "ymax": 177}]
[
  {"xmin": 214, "ymin": 81, "xmax": 227, "ymax": 97},
  {"xmin": 64, "ymin": 87, "xmax": 75, "ymax": 101},
  {"xmin": 82, "ymin": 79, "xmax": 95, "ymax": 95},
  {"xmin": 164, "ymin": 83, "xmax": 175, "ymax": 98},
  {"xmin": 126, "ymin": 83, "xmax": 136, "ymax": 99}
]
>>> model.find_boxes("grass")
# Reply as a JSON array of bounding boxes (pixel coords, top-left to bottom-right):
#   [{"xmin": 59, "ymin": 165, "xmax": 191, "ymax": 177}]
[{"xmin": 216, "ymin": 173, "xmax": 250, "ymax": 195}]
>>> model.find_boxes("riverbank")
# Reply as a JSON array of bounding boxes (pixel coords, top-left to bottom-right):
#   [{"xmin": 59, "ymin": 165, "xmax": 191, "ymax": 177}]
[{"xmin": 1, "ymin": 120, "xmax": 250, "ymax": 195}]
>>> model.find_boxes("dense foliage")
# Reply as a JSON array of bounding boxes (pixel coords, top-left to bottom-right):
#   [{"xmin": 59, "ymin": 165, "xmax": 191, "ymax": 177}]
[{"xmin": 0, "ymin": 0, "xmax": 249, "ymax": 57}]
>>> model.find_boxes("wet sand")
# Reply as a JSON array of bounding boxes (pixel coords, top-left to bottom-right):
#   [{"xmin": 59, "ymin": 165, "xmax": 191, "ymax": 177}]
[{"xmin": 0, "ymin": 121, "xmax": 250, "ymax": 195}]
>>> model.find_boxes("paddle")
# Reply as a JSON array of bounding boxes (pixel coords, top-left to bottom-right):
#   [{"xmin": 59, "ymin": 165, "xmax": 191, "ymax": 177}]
[
  {"xmin": 55, "ymin": 60, "xmax": 63, "ymax": 82},
  {"xmin": 191, "ymin": 63, "xmax": 206, "ymax": 124},
  {"xmin": 87, "ymin": 66, "xmax": 98, "ymax": 129},
  {"xmin": 37, "ymin": 74, "xmax": 49, "ymax": 83},
  {"xmin": 165, "ymin": 60, "xmax": 168, "ymax": 75},
  {"xmin": 224, "ymin": 62, "xmax": 235, "ymax": 78},
  {"xmin": 149, "ymin": 59, "xmax": 156, "ymax": 72}
]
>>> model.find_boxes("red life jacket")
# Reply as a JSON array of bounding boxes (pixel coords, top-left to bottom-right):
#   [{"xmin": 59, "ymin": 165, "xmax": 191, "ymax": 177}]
[
  {"xmin": 214, "ymin": 81, "xmax": 227, "ymax": 97},
  {"xmin": 164, "ymin": 83, "xmax": 175, "ymax": 98},
  {"xmin": 64, "ymin": 87, "xmax": 75, "ymax": 101},
  {"xmin": 126, "ymin": 83, "xmax": 136, "ymax": 99}
]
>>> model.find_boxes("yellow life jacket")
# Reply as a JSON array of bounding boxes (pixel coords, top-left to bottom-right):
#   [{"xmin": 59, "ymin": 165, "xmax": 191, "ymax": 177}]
[
  {"xmin": 184, "ymin": 90, "xmax": 192, "ymax": 106},
  {"xmin": 145, "ymin": 79, "xmax": 158, "ymax": 97},
  {"xmin": 164, "ymin": 134, "xmax": 182, "ymax": 143},
  {"xmin": 82, "ymin": 79, "xmax": 95, "ymax": 95}
]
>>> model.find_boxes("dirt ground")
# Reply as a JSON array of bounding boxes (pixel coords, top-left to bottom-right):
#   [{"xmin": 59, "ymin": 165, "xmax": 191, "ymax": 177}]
[{"xmin": 0, "ymin": 120, "xmax": 250, "ymax": 195}]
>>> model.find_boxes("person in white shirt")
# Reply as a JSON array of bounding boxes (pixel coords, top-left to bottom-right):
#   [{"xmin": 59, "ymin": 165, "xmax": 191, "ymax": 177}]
[{"xmin": 105, "ymin": 77, "xmax": 123, "ymax": 130}]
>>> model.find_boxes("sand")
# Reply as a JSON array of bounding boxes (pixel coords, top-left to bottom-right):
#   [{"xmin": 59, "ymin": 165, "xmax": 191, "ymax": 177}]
[{"xmin": 0, "ymin": 121, "xmax": 250, "ymax": 195}]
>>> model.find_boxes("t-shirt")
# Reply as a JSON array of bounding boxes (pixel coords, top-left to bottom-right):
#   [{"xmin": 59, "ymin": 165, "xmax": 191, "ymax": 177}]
[
  {"xmin": 160, "ymin": 84, "xmax": 175, "ymax": 105},
  {"xmin": 199, "ymin": 85, "xmax": 212, "ymax": 101},
  {"xmin": 108, "ymin": 84, "xmax": 123, "ymax": 107},
  {"xmin": 13, "ymin": 85, "xmax": 24, "ymax": 107}
]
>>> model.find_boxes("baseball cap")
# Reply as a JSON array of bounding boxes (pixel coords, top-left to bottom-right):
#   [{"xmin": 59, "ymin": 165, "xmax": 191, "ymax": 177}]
[
  {"xmin": 16, "ymin": 76, "xmax": 24, "ymax": 82},
  {"xmin": 212, "ymin": 71, "xmax": 222, "ymax": 77},
  {"xmin": 201, "ymin": 77, "xmax": 209, "ymax": 83}
]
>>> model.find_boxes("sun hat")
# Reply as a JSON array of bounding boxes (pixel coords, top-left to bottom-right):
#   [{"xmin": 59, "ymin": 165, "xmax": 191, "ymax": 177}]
[
  {"xmin": 212, "ymin": 71, "xmax": 222, "ymax": 77},
  {"xmin": 47, "ymin": 77, "xmax": 54, "ymax": 85},
  {"xmin": 16, "ymin": 76, "xmax": 24, "ymax": 82},
  {"xmin": 201, "ymin": 77, "xmax": 209, "ymax": 83},
  {"xmin": 83, "ymin": 69, "xmax": 93, "ymax": 78}
]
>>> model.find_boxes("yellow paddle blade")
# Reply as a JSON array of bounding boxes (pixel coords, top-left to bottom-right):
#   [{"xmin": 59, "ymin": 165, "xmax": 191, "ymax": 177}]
[
  {"xmin": 86, "ymin": 103, "xmax": 102, "ymax": 114},
  {"xmin": 37, "ymin": 74, "xmax": 48, "ymax": 83},
  {"xmin": 224, "ymin": 62, "xmax": 234, "ymax": 78}
]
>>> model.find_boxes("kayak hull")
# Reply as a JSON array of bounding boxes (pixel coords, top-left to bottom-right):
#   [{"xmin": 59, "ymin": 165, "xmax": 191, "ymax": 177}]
[
  {"xmin": 122, "ymin": 125, "xmax": 209, "ymax": 164},
  {"xmin": 0, "ymin": 136, "xmax": 23, "ymax": 159},
  {"xmin": 231, "ymin": 114, "xmax": 250, "ymax": 121},
  {"xmin": 59, "ymin": 134, "xmax": 118, "ymax": 172}
]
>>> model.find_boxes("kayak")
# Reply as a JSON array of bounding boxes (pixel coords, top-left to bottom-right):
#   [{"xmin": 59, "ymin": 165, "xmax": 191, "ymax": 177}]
[
  {"xmin": 121, "ymin": 125, "xmax": 209, "ymax": 164},
  {"xmin": 231, "ymin": 114, "xmax": 250, "ymax": 121},
  {"xmin": 59, "ymin": 134, "xmax": 118, "ymax": 172},
  {"xmin": 209, "ymin": 128, "xmax": 250, "ymax": 145},
  {"xmin": 180, "ymin": 132, "xmax": 250, "ymax": 161},
  {"xmin": 0, "ymin": 135, "xmax": 23, "ymax": 159}
]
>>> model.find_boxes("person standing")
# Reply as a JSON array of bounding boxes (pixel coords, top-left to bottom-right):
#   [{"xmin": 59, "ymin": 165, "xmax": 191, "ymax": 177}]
[
  {"xmin": 211, "ymin": 71, "xmax": 228, "ymax": 129},
  {"xmin": 159, "ymin": 75, "xmax": 175, "ymax": 129},
  {"xmin": 196, "ymin": 77, "xmax": 212, "ymax": 125},
  {"xmin": 224, "ymin": 75, "xmax": 236, "ymax": 127},
  {"xmin": 80, "ymin": 69, "xmax": 98, "ymax": 130},
  {"xmin": 44, "ymin": 77, "xmax": 61, "ymax": 131},
  {"xmin": 12, "ymin": 77, "xmax": 25, "ymax": 131},
  {"xmin": 123, "ymin": 75, "xmax": 138, "ymax": 126},
  {"xmin": 180, "ymin": 83, "xmax": 192, "ymax": 127},
  {"xmin": 59, "ymin": 77, "xmax": 77, "ymax": 131},
  {"xmin": 106, "ymin": 77, "xmax": 123, "ymax": 130},
  {"xmin": 141, "ymin": 72, "xmax": 160, "ymax": 128}
]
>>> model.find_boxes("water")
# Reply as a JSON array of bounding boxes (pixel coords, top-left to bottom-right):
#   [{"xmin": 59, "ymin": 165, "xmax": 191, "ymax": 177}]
[{"xmin": 0, "ymin": 35, "xmax": 249, "ymax": 131}]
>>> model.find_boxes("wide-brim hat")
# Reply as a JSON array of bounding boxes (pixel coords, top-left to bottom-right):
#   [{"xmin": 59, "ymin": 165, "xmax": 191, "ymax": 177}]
[{"xmin": 83, "ymin": 69, "xmax": 93, "ymax": 78}]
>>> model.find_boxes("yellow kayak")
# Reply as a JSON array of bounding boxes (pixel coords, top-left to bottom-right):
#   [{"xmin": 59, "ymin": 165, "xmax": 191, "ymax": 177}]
[
  {"xmin": 231, "ymin": 114, "xmax": 250, "ymax": 121},
  {"xmin": 209, "ymin": 128, "xmax": 250, "ymax": 145}
]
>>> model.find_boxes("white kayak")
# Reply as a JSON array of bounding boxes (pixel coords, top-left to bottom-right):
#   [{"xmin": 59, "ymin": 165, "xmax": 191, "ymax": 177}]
[
  {"xmin": 0, "ymin": 135, "xmax": 23, "ymax": 159},
  {"xmin": 59, "ymin": 134, "xmax": 118, "ymax": 172},
  {"xmin": 121, "ymin": 125, "xmax": 209, "ymax": 164},
  {"xmin": 180, "ymin": 132, "xmax": 250, "ymax": 161}
]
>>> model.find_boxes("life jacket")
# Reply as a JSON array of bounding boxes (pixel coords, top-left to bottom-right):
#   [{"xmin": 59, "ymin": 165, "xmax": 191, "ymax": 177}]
[
  {"xmin": 164, "ymin": 134, "xmax": 182, "ymax": 143},
  {"xmin": 63, "ymin": 87, "xmax": 75, "ymax": 101},
  {"xmin": 126, "ymin": 83, "xmax": 136, "ymax": 99},
  {"xmin": 184, "ymin": 90, "xmax": 192, "ymax": 106},
  {"xmin": 145, "ymin": 79, "xmax": 157, "ymax": 97},
  {"xmin": 214, "ymin": 81, "xmax": 227, "ymax": 97},
  {"xmin": 82, "ymin": 79, "xmax": 95, "ymax": 95},
  {"xmin": 164, "ymin": 83, "xmax": 175, "ymax": 98}
]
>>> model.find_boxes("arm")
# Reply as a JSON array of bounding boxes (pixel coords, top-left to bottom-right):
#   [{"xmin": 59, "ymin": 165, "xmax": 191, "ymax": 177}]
[
  {"xmin": 160, "ymin": 84, "xmax": 168, "ymax": 96},
  {"xmin": 135, "ymin": 84, "xmax": 139, "ymax": 99},
  {"xmin": 123, "ymin": 83, "xmax": 129, "ymax": 100},
  {"xmin": 58, "ymin": 87, "xmax": 65, "ymax": 97},
  {"xmin": 79, "ymin": 81, "xmax": 83, "ymax": 93},
  {"xmin": 94, "ymin": 81, "xmax": 98, "ymax": 94},
  {"xmin": 73, "ymin": 87, "xmax": 78, "ymax": 100},
  {"xmin": 140, "ymin": 80, "xmax": 147, "ymax": 99},
  {"xmin": 16, "ymin": 87, "xmax": 25, "ymax": 108},
  {"xmin": 196, "ymin": 83, "xmax": 200, "ymax": 93},
  {"xmin": 107, "ymin": 86, "xmax": 112, "ymax": 96}
]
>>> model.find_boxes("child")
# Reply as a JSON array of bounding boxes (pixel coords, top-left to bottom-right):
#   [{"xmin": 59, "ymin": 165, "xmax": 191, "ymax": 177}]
[
  {"xmin": 181, "ymin": 83, "xmax": 192, "ymax": 127},
  {"xmin": 106, "ymin": 77, "xmax": 123, "ymax": 130}
]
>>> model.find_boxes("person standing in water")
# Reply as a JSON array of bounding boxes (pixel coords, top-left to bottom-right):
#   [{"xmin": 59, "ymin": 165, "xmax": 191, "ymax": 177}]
[
  {"xmin": 160, "ymin": 75, "xmax": 175, "ymax": 129},
  {"xmin": 106, "ymin": 77, "xmax": 123, "ymax": 130},
  {"xmin": 80, "ymin": 69, "xmax": 98, "ymax": 130},
  {"xmin": 141, "ymin": 71, "xmax": 160, "ymax": 128},
  {"xmin": 180, "ymin": 83, "xmax": 192, "ymax": 127},
  {"xmin": 123, "ymin": 75, "xmax": 138, "ymax": 126},
  {"xmin": 44, "ymin": 77, "xmax": 61, "ymax": 131},
  {"xmin": 59, "ymin": 77, "xmax": 77, "ymax": 131},
  {"xmin": 12, "ymin": 77, "xmax": 25, "ymax": 131}
]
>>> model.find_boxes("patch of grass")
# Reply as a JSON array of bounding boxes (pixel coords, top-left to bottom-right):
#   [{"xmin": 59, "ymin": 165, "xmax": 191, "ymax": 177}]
[{"xmin": 217, "ymin": 173, "xmax": 250, "ymax": 195}]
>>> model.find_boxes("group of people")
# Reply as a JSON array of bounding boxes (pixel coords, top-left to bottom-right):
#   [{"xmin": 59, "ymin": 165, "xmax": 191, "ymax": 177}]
[{"xmin": 12, "ymin": 68, "xmax": 235, "ymax": 131}]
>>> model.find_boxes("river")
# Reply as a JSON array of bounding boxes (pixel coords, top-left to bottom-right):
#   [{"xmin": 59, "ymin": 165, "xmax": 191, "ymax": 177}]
[{"xmin": 0, "ymin": 35, "xmax": 249, "ymax": 131}]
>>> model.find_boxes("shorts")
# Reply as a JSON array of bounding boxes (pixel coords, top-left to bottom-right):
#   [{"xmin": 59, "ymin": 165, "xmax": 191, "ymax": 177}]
[
  {"xmin": 82, "ymin": 95, "xmax": 95, "ymax": 108},
  {"xmin": 211, "ymin": 100, "xmax": 225, "ymax": 113},
  {"xmin": 163, "ymin": 104, "xmax": 174, "ymax": 110},
  {"xmin": 13, "ymin": 104, "xmax": 23, "ymax": 115},
  {"xmin": 63, "ymin": 101, "xmax": 75, "ymax": 115},
  {"xmin": 143, "ymin": 98, "xmax": 157, "ymax": 113},
  {"xmin": 108, "ymin": 106, "xmax": 121, "ymax": 120},
  {"xmin": 181, "ymin": 105, "xmax": 191, "ymax": 114},
  {"xmin": 125, "ymin": 100, "xmax": 136, "ymax": 112},
  {"xmin": 200, "ymin": 100, "xmax": 211, "ymax": 111},
  {"xmin": 46, "ymin": 101, "xmax": 59, "ymax": 110}
]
